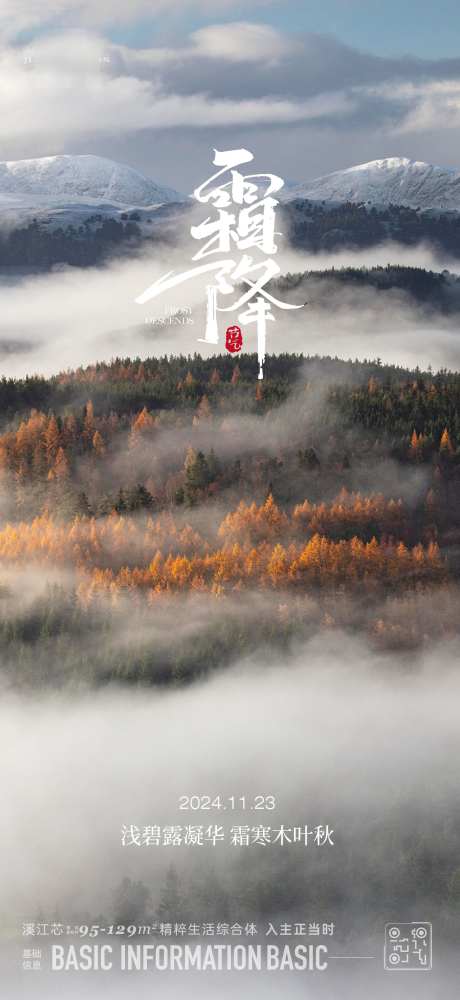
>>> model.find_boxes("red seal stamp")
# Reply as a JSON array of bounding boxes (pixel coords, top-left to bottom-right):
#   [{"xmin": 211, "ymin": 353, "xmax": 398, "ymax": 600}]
[{"xmin": 225, "ymin": 325, "xmax": 243, "ymax": 354}]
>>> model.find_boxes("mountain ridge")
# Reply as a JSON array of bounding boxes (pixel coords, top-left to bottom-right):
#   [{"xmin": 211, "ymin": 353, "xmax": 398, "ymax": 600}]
[
  {"xmin": 2, "ymin": 153, "xmax": 460, "ymax": 215},
  {"xmin": 0, "ymin": 154, "xmax": 184, "ymax": 209},
  {"xmin": 284, "ymin": 157, "xmax": 460, "ymax": 212}
]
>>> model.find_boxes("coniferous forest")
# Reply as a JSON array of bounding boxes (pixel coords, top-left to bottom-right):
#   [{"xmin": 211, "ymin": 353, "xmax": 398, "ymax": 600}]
[
  {"xmin": 4, "ymin": 349, "xmax": 460, "ymax": 951},
  {"xmin": 1, "ymin": 351, "xmax": 460, "ymax": 688},
  {"xmin": 3, "ymin": 199, "xmax": 460, "ymax": 268}
]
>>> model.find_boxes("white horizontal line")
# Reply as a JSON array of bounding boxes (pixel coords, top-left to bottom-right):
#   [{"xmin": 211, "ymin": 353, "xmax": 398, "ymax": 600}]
[{"xmin": 329, "ymin": 955, "xmax": 378, "ymax": 960}]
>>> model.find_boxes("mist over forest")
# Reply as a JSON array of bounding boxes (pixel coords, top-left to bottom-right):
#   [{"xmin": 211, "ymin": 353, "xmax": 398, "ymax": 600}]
[
  {"xmin": 4, "ymin": 197, "xmax": 460, "ymax": 269},
  {"xmin": 0, "ymin": 348, "xmax": 459, "ymax": 687},
  {"xmin": 0, "ymin": 341, "xmax": 459, "ymax": 975},
  {"xmin": 3, "ymin": 232, "xmax": 460, "ymax": 1000}
]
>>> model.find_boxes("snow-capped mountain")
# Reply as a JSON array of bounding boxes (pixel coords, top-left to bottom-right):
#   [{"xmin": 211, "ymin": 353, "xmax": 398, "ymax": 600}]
[
  {"xmin": 284, "ymin": 157, "xmax": 460, "ymax": 211},
  {"xmin": 0, "ymin": 154, "xmax": 184, "ymax": 214}
]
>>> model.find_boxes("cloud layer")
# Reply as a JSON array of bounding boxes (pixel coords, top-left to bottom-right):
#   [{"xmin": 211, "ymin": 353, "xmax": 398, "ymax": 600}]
[
  {"xmin": 2, "ymin": 238, "xmax": 460, "ymax": 378},
  {"xmin": 1, "ymin": 20, "xmax": 460, "ymax": 185}
]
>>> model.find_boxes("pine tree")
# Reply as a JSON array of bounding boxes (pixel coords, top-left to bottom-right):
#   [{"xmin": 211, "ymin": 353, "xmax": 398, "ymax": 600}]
[
  {"xmin": 112, "ymin": 877, "xmax": 152, "ymax": 925},
  {"xmin": 440, "ymin": 427, "xmax": 453, "ymax": 453},
  {"xmin": 207, "ymin": 448, "xmax": 220, "ymax": 481},
  {"xmin": 92, "ymin": 430, "xmax": 105, "ymax": 456},
  {"xmin": 156, "ymin": 866, "xmax": 187, "ymax": 924},
  {"xmin": 76, "ymin": 491, "xmax": 92, "ymax": 516},
  {"xmin": 195, "ymin": 395, "xmax": 212, "ymax": 421},
  {"xmin": 53, "ymin": 447, "xmax": 70, "ymax": 480},
  {"xmin": 184, "ymin": 448, "xmax": 210, "ymax": 505},
  {"xmin": 126, "ymin": 484, "xmax": 154, "ymax": 511},
  {"xmin": 43, "ymin": 415, "xmax": 60, "ymax": 465},
  {"xmin": 131, "ymin": 407, "xmax": 154, "ymax": 438},
  {"xmin": 115, "ymin": 488, "xmax": 127, "ymax": 513},
  {"xmin": 83, "ymin": 400, "xmax": 95, "ymax": 443}
]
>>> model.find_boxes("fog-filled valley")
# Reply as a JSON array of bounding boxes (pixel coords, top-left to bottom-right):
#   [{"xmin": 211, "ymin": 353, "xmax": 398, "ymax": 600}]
[
  {"xmin": 2, "ymin": 219, "xmax": 460, "ymax": 1000},
  {"xmin": 2, "ymin": 638, "xmax": 460, "ymax": 998},
  {"xmin": 1, "ymin": 342, "xmax": 460, "ymax": 1000}
]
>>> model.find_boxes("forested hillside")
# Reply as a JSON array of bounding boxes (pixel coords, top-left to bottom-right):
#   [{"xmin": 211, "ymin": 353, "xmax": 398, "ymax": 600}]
[
  {"xmin": 273, "ymin": 265, "xmax": 460, "ymax": 313},
  {"xmin": 0, "ymin": 352, "xmax": 459, "ymax": 686},
  {"xmin": 283, "ymin": 199, "xmax": 460, "ymax": 255},
  {"xmin": 4, "ymin": 196, "xmax": 460, "ymax": 269}
]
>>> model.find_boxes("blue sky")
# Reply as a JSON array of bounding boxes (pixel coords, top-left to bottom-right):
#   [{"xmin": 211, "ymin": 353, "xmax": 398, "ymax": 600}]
[
  {"xmin": 108, "ymin": 0, "xmax": 460, "ymax": 60},
  {"xmin": 271, "ymin": 0, "xmax": 460, "ymax": 59}
]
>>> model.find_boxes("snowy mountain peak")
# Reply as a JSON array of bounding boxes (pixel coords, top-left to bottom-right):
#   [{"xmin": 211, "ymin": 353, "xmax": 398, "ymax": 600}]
[
  {"xmin": 285, "ymin": 157, "xmax": 460, "ymax": 211},
  {"xmin": 0, "ymin": 154, "xmax": 184, "ymax": 208},
  {"xmin": 350, "ymin": 157, "xmax": 414, "ymax": 171}
]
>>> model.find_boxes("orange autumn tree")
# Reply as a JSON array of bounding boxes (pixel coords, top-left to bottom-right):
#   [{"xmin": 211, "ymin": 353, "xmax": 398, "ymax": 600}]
[
  {"xmin": 92, "ymin": 431, "xmax": 106, "ymax": 457},
  {"xmin": 130, "ymin": 407, "xmax": 155, "ymax": 440},
  {"xmin": 48, "ymin": 447, "xmax": 70, "ymax": 481},
  {"xmin": 440, "ymin": 428, "xmax": 453, "ymax": 453},
  {"xmin": 43, "ymin": 415, "xmax": 61, "ymax": 466},
  {"xmin": 409, "ymin": 429, "xmax": 424, "ymax": 460},
  {"xmin": 219, "ymin": 494, "xmax": 288, "ymax": 544},
  {"xmin": 83, "ymin": 401, "xmax": 95, "ymax": 443},
  {"xmin": 0, "ymin": 488, "xmax": 445, "ymax": 605},
  {"xmin": 293, "ymin": 489, "xmax": 406, "ymax": 542},
  {"xmin": 77, "ymin": 533, "xmax": 444, "ymax": 604},
  {"xmin": 194, "ymin": 395, "xmax": 212, "ymax": 423}
]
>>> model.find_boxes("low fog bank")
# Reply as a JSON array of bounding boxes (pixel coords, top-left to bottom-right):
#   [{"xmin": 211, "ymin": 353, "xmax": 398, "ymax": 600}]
[
  {"xmin": 73, "ymin": 386, "xmax": 431, "ymax": 510},
  {"xmin": 1, "ymin": 633, "xmax": 460, "ymax": 920},
  {"xmin": 0, "ymin": 557, "xmax": 456, "ymax": 691},
  {"xmin": 0, "ymin": 239, "xmax": 460, "ymax": 377}
]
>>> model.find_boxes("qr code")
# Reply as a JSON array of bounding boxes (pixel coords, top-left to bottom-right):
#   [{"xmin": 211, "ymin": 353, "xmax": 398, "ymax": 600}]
[{"xmin": 384, "ymin": 922, "xmax": 432, "ymax": 971}]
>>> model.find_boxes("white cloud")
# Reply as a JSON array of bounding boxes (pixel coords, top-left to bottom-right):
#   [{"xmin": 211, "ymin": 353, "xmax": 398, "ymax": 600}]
[
  {"xmin": 397, "ymin": 80, "xmax": 460, "ymax": 133},
  {"xmin": 2, "ymin": 21, "xmax": 460, "ymax": 175},
  {"xmin": 126, "ymin": 21, "xmax": 299, "ymax": 69},
  {"xmin": 1, "ymin": 239, "xmax": 460, "ymax": 380},
  {"xmin": 1, "ymin": 1, "xmax": 275, "ymax": 39},
  {"xmin": 190, "ymin": 21, "xmax": 298, "ymax": 63},
  {"xmin": 2, "ymin": 21, "xmax": 459, "ymax": 157},
  {"xmin": 362, "ymin": 78, "xmax": 460, "ymax": 134},
  {"xmin": 0, "ymin": 33, "xmax": 353, "ymax": 153}
]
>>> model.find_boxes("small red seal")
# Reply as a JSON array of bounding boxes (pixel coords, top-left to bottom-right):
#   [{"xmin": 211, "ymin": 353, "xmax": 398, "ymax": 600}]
[{"xmin": 225, "ymin": 325, "xmax": 243, "ymax": 354}]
